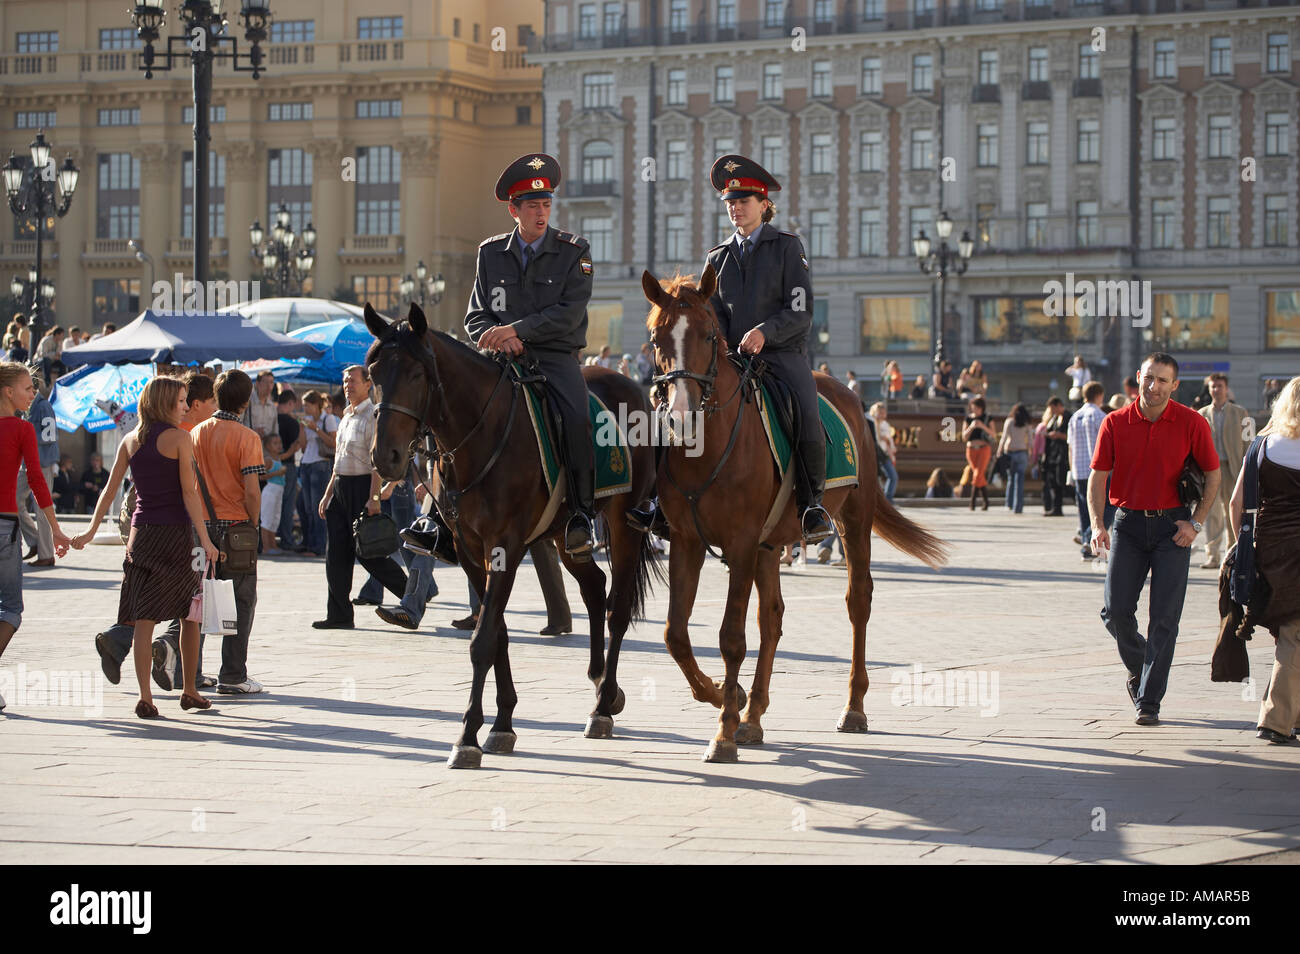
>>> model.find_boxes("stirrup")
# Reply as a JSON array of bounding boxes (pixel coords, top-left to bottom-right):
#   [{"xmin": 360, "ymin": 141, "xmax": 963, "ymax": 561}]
[
  {"xmin": 801, "ymin": 505, "xmax": 833, "ymax": 544},
  {"xmin": 564, "ymin": 513, "xmax": 596, "ymax": 559}
]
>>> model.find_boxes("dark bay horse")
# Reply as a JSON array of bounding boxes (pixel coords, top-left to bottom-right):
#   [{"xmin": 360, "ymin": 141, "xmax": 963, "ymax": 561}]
[
  {"xmin": 642, "ymin": 267, "xmax": 949, "ymax": 762},
  {"xmin": 364, "ymin": 302, "xmax": 661, "ymax": 769}
]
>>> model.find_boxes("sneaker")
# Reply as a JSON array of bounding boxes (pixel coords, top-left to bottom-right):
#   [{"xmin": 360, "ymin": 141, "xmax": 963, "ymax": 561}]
[
  {"xmin": 217, "ymin": 677, "xmax": 264, "ymax": 695},
  {"xmin": 151, "ymin": 639, "xmax": 176, "ymax": 692},
  {"xmin": 94, "ymin": 633, "xmax": 122, "ymax": 686},
  {"xmin": 817, "ymin": 548, "xmax": 831, "ymax": 564}
]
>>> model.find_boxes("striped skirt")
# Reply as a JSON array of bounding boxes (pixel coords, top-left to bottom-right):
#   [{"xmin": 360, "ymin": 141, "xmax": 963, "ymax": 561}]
[{"xmin": 118, "ymin": 523, "xmax": 199, "ymax": 625}]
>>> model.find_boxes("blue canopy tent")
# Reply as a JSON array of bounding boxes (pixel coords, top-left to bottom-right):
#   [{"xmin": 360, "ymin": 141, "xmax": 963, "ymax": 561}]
[
  {"xmin": 242, "ymin": 318, "xmax": 376, "ymax": 385},
  {"xmin": 60, "ymin": 310, "xmax": 327, "ymax": 369}
]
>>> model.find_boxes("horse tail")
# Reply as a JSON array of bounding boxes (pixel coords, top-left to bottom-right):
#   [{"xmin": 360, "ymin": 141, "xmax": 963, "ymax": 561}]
[{"xmin": 870, "ymin": 485, "xmax": 949, "ymax": 570}]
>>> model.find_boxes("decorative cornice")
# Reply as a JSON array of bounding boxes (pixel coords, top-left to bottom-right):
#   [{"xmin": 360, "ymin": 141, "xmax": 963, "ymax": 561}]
[{"xmin": 396, "ymin": 136, "xmax": 439, "ymax": 176}]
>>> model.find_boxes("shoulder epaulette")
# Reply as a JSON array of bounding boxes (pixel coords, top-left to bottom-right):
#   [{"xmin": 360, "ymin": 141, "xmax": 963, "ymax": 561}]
[
  {"xmin": 555, "ymin": 230, "xmax": 587, "ymax": 247},
  {"xmin": 480, "ymin": 232, "xmax": 512, "ymax": 247}
]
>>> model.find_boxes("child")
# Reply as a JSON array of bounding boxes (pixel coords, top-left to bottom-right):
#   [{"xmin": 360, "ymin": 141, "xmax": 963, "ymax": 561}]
[{"xmin": 260, "ymin": 432, "xmax": 286, "ymax": 555}]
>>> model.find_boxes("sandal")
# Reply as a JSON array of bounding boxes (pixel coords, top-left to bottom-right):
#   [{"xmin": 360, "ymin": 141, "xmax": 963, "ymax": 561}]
[
  {"xmin": 180, "ymin": 692, "xmax": 211, "ymax": 711},
  {"xmin": 375, "ymin": 606, "xmax": 419, "ymax": 631},
  {"xmin": 135, "ymin": 699, "xmax": 159, "ymax": 719}
]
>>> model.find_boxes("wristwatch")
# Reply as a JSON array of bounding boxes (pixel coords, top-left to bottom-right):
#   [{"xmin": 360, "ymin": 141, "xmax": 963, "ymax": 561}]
[
  {"xmin": 1191, "ymin": 519, "xmax": 1204, "ymax": 533},
  {"xmin": 371, "ymin": 494, "xmax": 381, "ymax": 503}
]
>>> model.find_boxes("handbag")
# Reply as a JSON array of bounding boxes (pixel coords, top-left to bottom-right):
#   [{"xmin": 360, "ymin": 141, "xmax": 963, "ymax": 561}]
[
  {"xmin": 1177, "ymin": 452, "xmax": 1207, "ymax": 510},
  {"xmin": 186, "ymin": 569, "xmax": 204, "ymax": 624},
  {"xmin": 1228, "ymin": 436, "xmax": 1272, "ymax": 614},
  {"xmin": 201, "ymin": 570, "xmax": 239, "ymax": 636},
  {"xmin": 354, "ymin": 510, "xmax": 399, "ymax": 560},
  {"xmin": 194, "ymin": 463, "xmax": 258, "ymax": 574}
]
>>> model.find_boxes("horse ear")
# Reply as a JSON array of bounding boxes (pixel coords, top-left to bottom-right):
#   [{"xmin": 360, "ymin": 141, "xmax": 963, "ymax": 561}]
[
  {"xmin": 407, "ymin": 301, "xmax": 428, "ymax": 338},
  {"xmin": 641, "ymin": 270, "xmax": 672, "ymax": 310},
  {"xmin": 698, "ymin": 262, "xmax": 717, "ymax": 300},
  {"xmin": 362, "ymin": 302, "xmax": 389, "ymax": 339}
]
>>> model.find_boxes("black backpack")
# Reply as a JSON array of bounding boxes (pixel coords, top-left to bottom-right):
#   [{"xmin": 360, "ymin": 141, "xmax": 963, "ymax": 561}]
[{"xmin": 1228, "ymin": 436, "xmax": 1271, "ymax": 612}]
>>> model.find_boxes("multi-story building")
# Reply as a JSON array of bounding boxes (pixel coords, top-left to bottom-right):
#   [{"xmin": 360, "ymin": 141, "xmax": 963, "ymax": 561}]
[
  {"xmin": 530, "ymin": 0, "xmax": 1299, "ymax": 410},
  {"xmin": 0, "ymin": 0, "xmax": 542, "ymax": 335}
]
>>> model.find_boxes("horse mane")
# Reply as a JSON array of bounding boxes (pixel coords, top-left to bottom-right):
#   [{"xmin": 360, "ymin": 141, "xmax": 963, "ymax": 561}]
[
  {"xmin": 429, "ymin": 328, "xmax": 500, "ymax": 371},
  {"xmin": 646, "ymin": 273, "xmax": 717, "ymax": 334}
]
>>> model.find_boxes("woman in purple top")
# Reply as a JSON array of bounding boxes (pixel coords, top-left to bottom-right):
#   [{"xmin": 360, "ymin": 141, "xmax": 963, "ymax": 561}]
[{"xmin": 73, "ymin": 377, "xmax": 220, "ymax": 718}]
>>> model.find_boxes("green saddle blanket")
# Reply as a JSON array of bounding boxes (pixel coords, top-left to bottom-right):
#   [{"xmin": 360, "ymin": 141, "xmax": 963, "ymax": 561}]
[
  {"xmin": 519, "ymin": 381, "xmax": 632, "ymax": 500},
  {"xmin": 757, "ymin": 382, "xmax": 859, "ymax": 490}
]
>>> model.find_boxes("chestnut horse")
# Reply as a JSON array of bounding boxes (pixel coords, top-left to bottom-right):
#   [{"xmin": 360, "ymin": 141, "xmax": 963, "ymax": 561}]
[
  {"xmin": 364, "ymin": 303, "xmax": 662, "ymax": 769},
  {"xmin": 642, "ymin": 267, "xmax": 949, "ymax": 762}
]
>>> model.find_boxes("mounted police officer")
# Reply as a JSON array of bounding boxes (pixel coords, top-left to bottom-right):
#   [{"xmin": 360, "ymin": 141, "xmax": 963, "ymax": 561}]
[
  {"xmin": 461, "ymin": 153, "xmax": 598, "ymax": 559},
  {"xmin": 703, "ymin": 154, "xmax": 832, "ymax": 543}
]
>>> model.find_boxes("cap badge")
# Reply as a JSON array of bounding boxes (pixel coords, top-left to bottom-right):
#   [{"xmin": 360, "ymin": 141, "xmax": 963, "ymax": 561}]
[
  {"xmin": 531, "ymin": 178, "xmax": 545, "ymax": 189},
  {"xmin": 727, "ymin": 178, "xmax": 740, "ymax": 189},
  {"xmin": 527, "ymin": 157, "xmax": 546, "ymax": 170},
  {"xmin": 723, "ymin": 160, "xmax": 740, "ymax": 173}
]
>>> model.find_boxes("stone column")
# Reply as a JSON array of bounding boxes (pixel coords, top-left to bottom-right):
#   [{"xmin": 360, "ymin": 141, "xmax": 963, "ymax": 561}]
[
  {"xmin": 397, "ymin": 135, "xmax": 440, "ymax": 324},
  {"xmin": 54, "ymin": 144, "xmax": 91, "ymax": 326},
  {"xmin": 306, "ymin": 139, "xmax": 348, "ymax": 301},
  {"xmin": 137, "ymin": 143, "xmax": 179, "ymax": 300},
  {"xmin": 223, "ymin": 142, "xmax": 260, "ymax": 287}
]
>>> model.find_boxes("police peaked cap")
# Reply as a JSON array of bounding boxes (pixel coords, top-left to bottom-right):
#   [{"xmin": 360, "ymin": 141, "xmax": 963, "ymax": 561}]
[
  {"xmin": 496, "ymin": 153, "xmax": 562, "ymax": 202},
  {"xmin": 710, "ymin": 154, "xmax": 781, "ymax": 201}
]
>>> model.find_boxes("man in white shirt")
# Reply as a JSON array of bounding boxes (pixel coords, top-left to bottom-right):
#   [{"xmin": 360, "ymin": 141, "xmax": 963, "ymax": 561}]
[{"xmin": 247, "ymin": 370, "xmax": 278, "ymax": 438}]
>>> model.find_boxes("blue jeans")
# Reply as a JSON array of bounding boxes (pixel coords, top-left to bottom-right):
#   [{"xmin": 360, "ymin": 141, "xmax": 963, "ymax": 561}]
[
  {"xmin": 0, "ymin": 516, "xmax": 23, "ymax": 629},
  {"xmin": 297, "ymin": 460, "xmax": 331, "ymax": 554},
  {"xmin": 1005, "ymin": 451, "xmax": 1028, "ymax": 512},
  {"xmin": 1101, "ymin": 506, "xmax": 1192, "ymax": 715},
  {"xmin": 880, "ymin": 457, "xmax": 898, "ymax": 500},
  {"xmin": 398, "ymin": 552, "xmax": 437, "ymax": 624},
  {"xmin": 276, "ymin": 458, "xmax": 299, "ymax": 549}
]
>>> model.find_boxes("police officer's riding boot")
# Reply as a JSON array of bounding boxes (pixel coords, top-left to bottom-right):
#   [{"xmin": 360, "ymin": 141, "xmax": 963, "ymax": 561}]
[
  {"xmin": 401, "ymin": 511, "xmax": 459, "ymax": 566},
  {"xmin": 797, "ymin": 439, "xmax": 833, "ymax": 544},
  {"xmin": 564, "ymin": 465, "xmax": 598, "ymax": 561},
  {"xmin": 626, "ymin": 499, "xmax": 671, "ymax": 540}
]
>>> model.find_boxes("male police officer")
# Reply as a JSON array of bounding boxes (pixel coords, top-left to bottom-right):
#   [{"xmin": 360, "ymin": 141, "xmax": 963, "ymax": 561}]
[
  {"xmin": 703, "ymin": 155, "xmax": 832, "ymax": 543},
  {"xmin": 462, "ymin": 154, "xmax": 598, "ymax": 558}
]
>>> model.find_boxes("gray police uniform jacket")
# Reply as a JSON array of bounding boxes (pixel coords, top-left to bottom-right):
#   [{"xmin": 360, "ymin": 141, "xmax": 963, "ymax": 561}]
[
  {"xmin": 705, "ymin": 223, "xmax": 821, "ymax": 436},
  {"xmin": 464, "ymin": 226, "xmax": 593, "ymax": 355}
]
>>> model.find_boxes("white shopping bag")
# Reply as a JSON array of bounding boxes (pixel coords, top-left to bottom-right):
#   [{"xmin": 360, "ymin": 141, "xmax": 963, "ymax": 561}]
[{"xmin": 201, "ymin": 574, "xmax": 239, "ymax": 636}]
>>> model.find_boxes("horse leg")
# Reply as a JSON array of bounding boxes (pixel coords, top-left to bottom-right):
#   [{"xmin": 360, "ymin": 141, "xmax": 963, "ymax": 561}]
[
  {"xmin": 449, "ymin": 557, "xmax": 520, "ymax": 768},
  {"xmin": 483, "ymin": 596, "xmax": 520, "ymax": 755},
  {"xmin": 837, "ymin": 500, "xmax": 874, "ymax": 733},
  {"xmin": 663, "ymin": 533, "xmax": 726, "ymax": 708},
  {"xmin": 705, "ymin": 543, "xmax": 758, "ymax": 763},
  {"xmin": 735, "ymin": 545, "xmax": 784, "ymax": 746},
  {"xmin": 588, "ymin": 514, "xmax": 640, "ymax": 735},
  {"xmin": 557, "ymin": 536, "xmax": 615, "ymax": 737}
]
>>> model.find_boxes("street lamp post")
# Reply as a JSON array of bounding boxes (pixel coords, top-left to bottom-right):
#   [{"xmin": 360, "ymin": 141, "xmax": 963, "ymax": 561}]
[
  {"xmin": 131, "ymin": 0, "xmax": 271, "ymax": 289},
  {"xmin": 4, "ymin": 132, "xmax": 79, "ymax": 344},
  {"xmin": 250, "ymin": 204, "xmax": 315, "ymax": 296},
  {"xmin": 1143, "ymin": 310, "xmax": 1193, "ymax": 353},
  {"xmin": 913, "ymin": 210, "xmax": 975, "ymax": 372},
  {"xmin": 400, "ymin": 260, "xmax": 446, "ymax": 309}
]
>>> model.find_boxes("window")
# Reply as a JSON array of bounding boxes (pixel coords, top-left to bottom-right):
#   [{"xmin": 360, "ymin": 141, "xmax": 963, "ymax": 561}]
[
  {"xmin": 1028, "ymin": 47, "xmax": 1048, "ymax": 83},
  {"xmin": 181, "ymin": 152, "xmax": 226, "ymax": 238},
  {"xmin": 714, "ymin": 136, "xmax": 736, "ymax": 156},
  {"xmin": 182, "ymin": 105, "xmax": 226, "ymax": 124},
  {"xmin": 858, "ymin": 130, "xmax": 882, "ymax": 172},
  {"xmin": 98, "ymin": 108, "xmax": 140, "ymax": 127},
  {"xmin": 516, "ymin": 106, "xmax": 532, "ymax": 125},
  {"xmin": 16, "ymin": 111, "xmax": 55, "ymax": 129},
  {"xmin": 862, "ymin": 0, "xmax": 883, "ymax": 20},
  {"xmin": 1025, "ymin": 202, "xmax": 1048, "ymax": 248},
  {"xmin": 978, "ymin": 50, "xmax": 999, "ymax": 86},
  {"xmin": 603, "ymin": 3, "xmax": 622, "ymax": 35},
  {"xmin": 351, "ymin": 275, "xmax": 402, "ymax": 312},
  {"xmin": 861, "ymin": 57, "xmax": 881, "ymax": 95},
  {"xmin": 977, "ymin": 0, "xmax": 1001, "ymax": 9},
  {"xmin": 357, "ymin": 16, "xmax": 403, "ymax": 39},
  {"xmin": 356, "ymin": 99, "xmax": 402, "ymax": 119},
  {"xmin": 96, "ymin": 153, "xmax": 140, "ymax": 239},
  {"xmin": 1206, "ymin": 196, "xmax": 1231, "ymax": 248},
  {"xmin": 810, "ymin": 133, "xmax": 833, "ymax": 174},
  {"xmin": 859, "ymin": 297, "xmax": 930, "ymax": 353},
  {"xmin": 762, "ymin": 63, "xmax": 783, "ymax": 101},
  {"xmin": 859, "ymin": 208, "xmax": 882, "ymax": 256},
  {"xmin": 1209, "ymin": 36, "xmax": 1231, "ymax": 76},
  {"xmin": 808, "ymin": 210, "xmax": 832, "ymax": 258},
  {"xmin": 582, "ymin": 216, "xmax": 613, "ymax": 262},
  {"xmin": 1026, "ymin": 121, "xmax": 1050, "ymax": 165},
  {"xmin": 1078, "ymin": 44, "xmax": 1099, "ymax": 80},
  {"xmin": 910, "ymin": 128, "xmax": 933, "ymax": 170},
  {"xmin": 1076, "ymin": 200, "xmax": 1098, "ymax": 247},
  {"xmin": 578, "ymin": 4, "xmax": 597, "ymax": 39},
  {"xmin": 268, "ymin": 148, "xmax": 313, "ymax": 238},
  {"xmin": 269, "ymin": 102, "xmax": 313, "ymax": 122},
  {"xmin": 453, "ymin": 18, "xmax": 461, "ymax": 37},
  {"xmin": 764, "ymin": 0, "xmax": 784, "ymax": 28},
  {"xmin": 976, "ymin": 202, "xmax": 995, "ymax": 248},
  {"xmin": 1152, "ymin": 117, "xmax": 1177, "ymax": 160},
  {"xmin": 665, "ymin": 214, "xmax": 687, "ymax": 261},
  {"xmin": 1151, "ymin": 198, "xmax": 1175, "ymax": 249},
  {"xmin": 1077, "ymin": 118, "xmax": 1100, "ymax": 163},
  {"xmin": 666, "ymin": 68, "xmax": 686, "ymax": 106},
  {"xmin": 760, "ymin": 135, "xmax": 784, "ymax": 177},
  {"xmin": 271, "ymin": 20, "xmax": 315, "ymax": 43},
  {"xmin": 812, "ymin": 60, "xmax": 832, "ymax": 99},
  {"xmin": 474, "ymin": 23, "xmax": 482, "ymax": 43},
  {"xmin": 1153, "ymin": 39, "xmax": 1175, "ymax": 79},
  {"xmin": 92, "ymin": 279, "xmax": 141, "ymax": 327},
  {"xmin": 1153, "ymin": 292, "xmax": 1229, "ymax": 350},
  {"xmin": 714, "ymin": 65, "xmax": 734, "ymax": 102},
  {"xmin": 814, "ymin": 0, "xmax": 834, "ymax": 23},
  {"xmin": 669, "ymin": 0, "xmax": 688, "ymax": 31},
  {"xmin": 977, "ymin": 123, "xmax": 999, "ymax": 167},
  {"xmin": 913, "ymin": 0, "xmax": 935, "ymax": 13},
  {"xmin": 1265, "ymin": 111, "xmax": 1288, "ymax": 157},
  {"xmin": 909, "ymin": 207, "xmax": 932, "ymax": 252},
  {"xmin": 666, "ymin": 139, "xmax": 687, "ymax": 180},
  {"xmin": 582, "ymin": 140, "xmax": 614, "ymax": 183},
  {"xmin": 17, "ymin": 32, "xmax": 58, "ymax": 52},
  {"xmin": 583, "ymin": 72, "xmax": 615, "ymax": 108},
  {"xmin": 1266, "ymin": 291, "xmax": 1300, "ymax": 350},
  {"xmin": 1207, "ymin": 114, "xmax": 1232, "ymax": 159},
  {"xmin": 98, "ymin": 28, "xmax": 137, "ymax": 49},
  {"xmin": 718, "ymin": 0, "xmax": 737, "ymax": 29},
  {"xmin": 912, "ymin": 54, "xmax": 933, "ymax": 93},
  {"xmin": 1267, "ymin": 33, "xmax": 1290, "ymax": 74},
  {"xmin": 974, "ymin": 296, "xmax": 1087, "ymax": 345},
  {"xmin": 1264, "ymin": 195, "xmax": 1289, "ymax": 247},
  {"xmin": 355, "ymin": 146, "xmax": 400, "ymax": 235}
]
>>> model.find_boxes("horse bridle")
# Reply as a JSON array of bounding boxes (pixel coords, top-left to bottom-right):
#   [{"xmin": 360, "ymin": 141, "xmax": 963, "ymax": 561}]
[{"xmin": 651, "ymin": 317, "xmax": 720, "ymax": 413}]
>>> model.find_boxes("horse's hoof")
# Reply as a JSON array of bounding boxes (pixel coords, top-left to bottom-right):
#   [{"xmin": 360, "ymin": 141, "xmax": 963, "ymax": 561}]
[
  {"xmin": 609, "ymin": 686, "xmax": 626, "ymax": 715},
  {"xmin": 446, "ymin": 745, "xmax": 483, "ymax": 769},
  {"xmin": 712, "ymin": 679, "xmax": 747, "ymax": 710},
  {"xmin": 837, "ymin": 709, "xmax": 869, "ymax": 733},
  {"xmin": 703, "ymin": 739, "xmax": 739, "ymax": 763},
  {"xmin": 734, "ymin": 722, "xmax": 764, "ymax": 745},
  {"xmin": 482, "ymin": 731, "xmax": 517, "ymax": 755},
  {"xmin": 585, "ymin": 715, "xmax": 615, "ymax": 739}
]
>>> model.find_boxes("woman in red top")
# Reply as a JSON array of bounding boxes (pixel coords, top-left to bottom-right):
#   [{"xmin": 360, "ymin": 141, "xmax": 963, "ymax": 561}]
[{"xmin": 0, "ymin": 362, "xmax": 72, "ymax": 710}]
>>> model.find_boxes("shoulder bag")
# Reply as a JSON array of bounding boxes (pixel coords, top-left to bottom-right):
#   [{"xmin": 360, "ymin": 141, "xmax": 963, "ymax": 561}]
[
  {"xmin": 194, "ymin": 463, "xmax": 258, "ymax": 574},
  {"xmin": 354, "ymin": 510, "xmax": 400, "ymax": 560}
]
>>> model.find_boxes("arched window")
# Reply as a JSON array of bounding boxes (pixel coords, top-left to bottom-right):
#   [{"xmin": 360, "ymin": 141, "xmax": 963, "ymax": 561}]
[{"xmin": 582, "ymin": 140, "xmax": 614, "ymax": 184}]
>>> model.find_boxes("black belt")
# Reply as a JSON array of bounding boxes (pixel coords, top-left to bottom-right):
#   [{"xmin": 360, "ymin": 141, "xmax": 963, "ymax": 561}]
[{"xmin": 1121, "ymin": 507, "xmax": 1183, "ymax": 517}]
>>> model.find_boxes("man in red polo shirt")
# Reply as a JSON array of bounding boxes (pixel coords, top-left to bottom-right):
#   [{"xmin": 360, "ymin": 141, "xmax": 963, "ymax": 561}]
[{"xmin": 1088, "ymin": 353, "xmax": 1220, "ymax": 726}]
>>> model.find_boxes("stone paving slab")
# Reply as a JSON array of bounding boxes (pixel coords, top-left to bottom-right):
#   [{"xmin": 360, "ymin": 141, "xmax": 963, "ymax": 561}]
[{"xmin": 2, "ymin": 507, "xmax": 1298, "ymax": 864}]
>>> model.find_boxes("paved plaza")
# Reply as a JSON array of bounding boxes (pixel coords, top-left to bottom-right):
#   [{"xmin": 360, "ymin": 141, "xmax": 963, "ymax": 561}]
[{"xmin": 2, "ymin": 504, "xmax": 1298, "ymax": 864}]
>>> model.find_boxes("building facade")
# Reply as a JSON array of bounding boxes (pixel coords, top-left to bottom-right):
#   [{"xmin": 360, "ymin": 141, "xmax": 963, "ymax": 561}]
[
  {"xmin": 0, "ymin": 0, "xmax": 542, "ymax": 335},
  {"xmin": 530, "ymin": 0, "xmax": 1299, "ymax": 411}
]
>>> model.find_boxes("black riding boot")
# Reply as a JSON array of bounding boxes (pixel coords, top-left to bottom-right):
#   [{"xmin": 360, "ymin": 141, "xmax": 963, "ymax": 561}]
[
  {"xmin": 796, "ymin": 439, "xmax": 833, "ymax": 544},
  {"xmin": 626, "ymin": 498, "xmax": 671, "ymax": 540},
  {"xmin": 400, "ymin": 510, "xmax": 459, "ymax": 566},
  {"xmin": 564, "ymin": 465, "xmax": 598, "ymax": 561}
]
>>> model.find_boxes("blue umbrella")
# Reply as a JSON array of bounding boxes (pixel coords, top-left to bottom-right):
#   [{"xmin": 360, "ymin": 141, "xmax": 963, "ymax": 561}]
[
  {"xmin": 50, "ymin": 363, "xmax": 153, "ymax": 433},
  {"xmin": 250, "ymin": 319, "xmax": 376, "ymax": 384}
]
